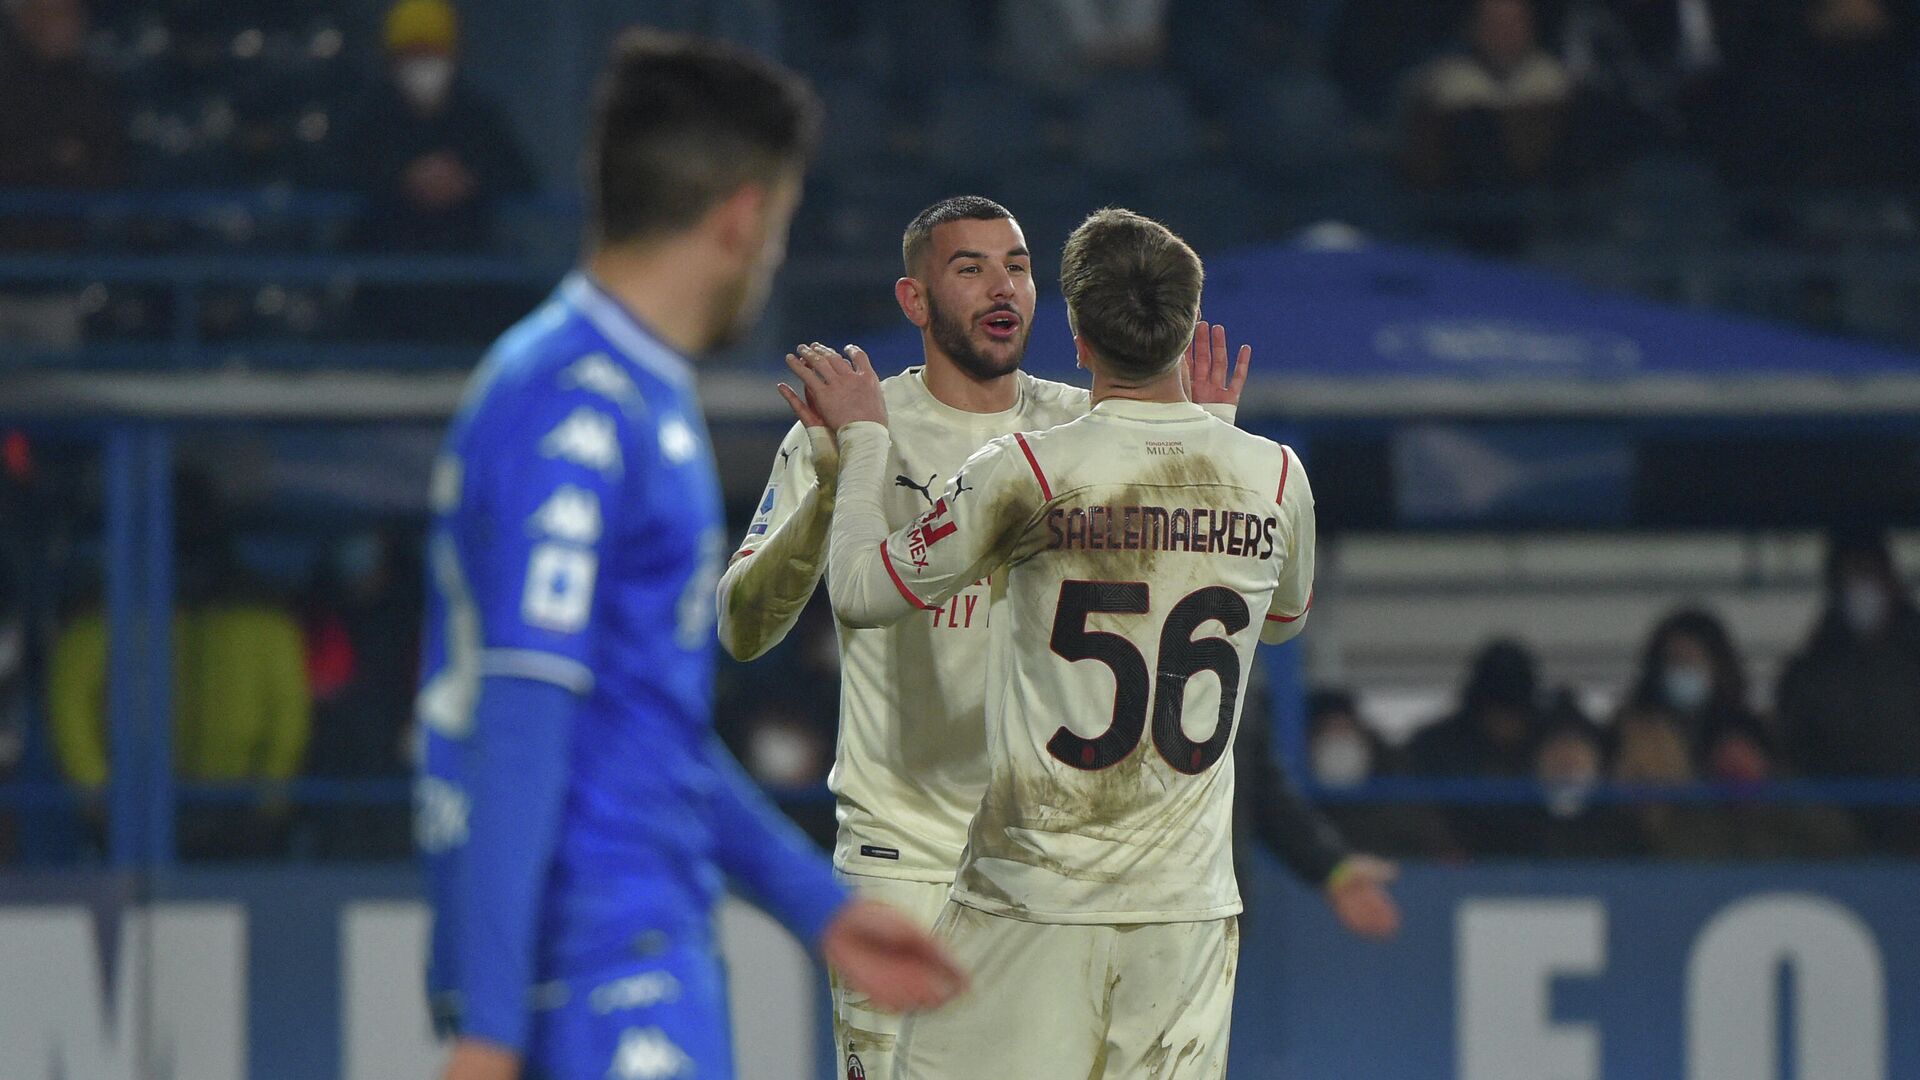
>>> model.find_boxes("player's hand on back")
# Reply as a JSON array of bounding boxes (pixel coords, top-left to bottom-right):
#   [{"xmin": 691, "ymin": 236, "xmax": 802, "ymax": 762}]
[
  {"xmin": 1323, "ymin": 854, "xmax": 1402, "ymax": 940},
  {"xmin": 1184, "ymin": 320, "xmax": 1252, "ymax": 408},
  {"xmin": 820, "ymin": 898, "xmax": 969, "ymax": 1013},
  {"xmin": 441, "ymin": 1037, "xmax": 520, "ymax": 1080},
  {"xmin": 780, "ymin": 343, "xmax": 888, "ymax": 433}
]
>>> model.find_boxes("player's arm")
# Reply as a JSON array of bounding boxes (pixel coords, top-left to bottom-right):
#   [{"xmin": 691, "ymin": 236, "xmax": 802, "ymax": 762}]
[
  {"xmin": 714, "ymin": 415, "xmax": 838, "ymax": 661},
  {"xmin": 701, "ymin": 732, "xmax": 849, "ymax": 937},
  {"xmin": 1262, "ymin": 446, "xmax": 1316, "ymax": 645},
  {"xmin": 825, "ymin": 426, "xmax": 1034, "ymax": 628},
  {"xmin": 781, "ymin": 344, "xmax": 1040, "ymax": 628},
  {"xmin": 442, "ymin": 386, "xmax": 632, "ymax": 1059},
  {"xmin": 1237, "ymin": 703, "xmax": 1351, "ymax": 885}
]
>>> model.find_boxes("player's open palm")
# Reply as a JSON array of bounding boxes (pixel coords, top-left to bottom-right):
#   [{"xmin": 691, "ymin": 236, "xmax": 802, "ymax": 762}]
[
  {"xmin": 781, "ymin": 343, "xmax": 888, "ymax": 432},
  {"xmin": 1185, "ymin": 320, "xmax": 1251, "ymax": 408},
  {"xmin": 821, "ymin": 898, "xmax": 969, "ymax": 1013}
]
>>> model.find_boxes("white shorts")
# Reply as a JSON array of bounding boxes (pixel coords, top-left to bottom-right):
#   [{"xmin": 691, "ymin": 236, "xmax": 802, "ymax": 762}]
[
  {"xmin": 829, "ymin": 872, "xmax": 952, "ymax": 1080},
  {"xmin": 894, "ymin": 901, "xmax": 1239, "ymax": 1080}
]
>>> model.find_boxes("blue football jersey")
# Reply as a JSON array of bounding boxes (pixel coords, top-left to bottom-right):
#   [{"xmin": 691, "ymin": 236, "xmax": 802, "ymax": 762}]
[{"xmin": 416, "ymin": 273, "xmax": 739, "ymax": 997}]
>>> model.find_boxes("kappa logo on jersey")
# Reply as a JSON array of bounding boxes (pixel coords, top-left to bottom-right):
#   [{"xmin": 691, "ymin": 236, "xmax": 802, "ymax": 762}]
[
  {"xmin": 414, "ymin": 775, "xmax": 471, "ymax": 853},
  {"xmin": 895, "ymin": 472, "xmax": 938, "ymax": 506},
  {"xmin": 658, "ymin": 415, "xmax": 700, "ymax": 464},
  {"xmin": 846, "ymin": 1051, "xmax": 866, "ymax": 1080},
  {"xmin": 588, "ymin": 970, "xmax": 681, "ymax": 1015},
  {"xmin": 529, "ymin": 485, "xmax": 603, "ymax": 544},
  {"xmin": 906, "ymin": 498, "xmax": 957, "ymax": 569},
  {"xmin": 609, "ymin": 1027, "xmax": 692, "ymax": 1080},
  {"xmin": 560, "ymin": 352, "xmax": 646, "ymax": 415},
  {"xmin": 540, "ymin": 407, "xmax": 623, "ymax": 477}
]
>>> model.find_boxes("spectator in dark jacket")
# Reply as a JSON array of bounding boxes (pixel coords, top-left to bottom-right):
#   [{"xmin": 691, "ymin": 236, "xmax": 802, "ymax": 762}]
[
  {"xmin": 0, "ymin": 0, "xmax": 124, "ymax": 196},
  {"xmin": 1406, "ymin": 638, "xmax": 1545, "ymax": 855},
  {"xmin": 1623, "ymin": 606, "xmax": 1773, "ymax": 770},
  {"xmin": 1777, "ymin": 528, "xmax": 1920, "ymax": 852},
  {"xmin": 1523, "ymin": 694, "xmax": 1645, "ymax": 857},
  {"xmin": 344, "ymin": 0, "xmax": 535, "ymax": 253}
]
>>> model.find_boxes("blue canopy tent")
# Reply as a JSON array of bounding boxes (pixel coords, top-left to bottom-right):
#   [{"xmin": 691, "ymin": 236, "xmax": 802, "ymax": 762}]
[{"xmin": 851, "ymin": 239, "xmax": 1920, "ymax": 420}]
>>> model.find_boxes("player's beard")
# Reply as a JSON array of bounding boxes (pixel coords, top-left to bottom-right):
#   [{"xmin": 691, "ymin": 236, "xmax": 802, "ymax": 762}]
[
  {"xmin": 705, "ymin": 265, "xmax": 761, "ymax": 351},
  {"xmin": 926, "ymin": 290, "xmax": 1028, "ymax": 382}
]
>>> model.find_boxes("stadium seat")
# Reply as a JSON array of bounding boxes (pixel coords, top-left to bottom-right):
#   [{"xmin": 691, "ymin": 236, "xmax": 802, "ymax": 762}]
[{"xmin": 1075, "ymin": 73, "xmax": 1199, "ymax": 177}]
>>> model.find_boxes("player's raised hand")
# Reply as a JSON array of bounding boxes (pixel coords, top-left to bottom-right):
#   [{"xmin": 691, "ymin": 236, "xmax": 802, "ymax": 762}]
[
  {"xmin": 1324, "ymin": 854, "xmax": 1402, "ymax": 940},
  {"xmin": 1184, "ymin": 320, "xmax": 1252, "ymax": 408},
  {"xmin": 820, "ymin": 898, "xmax": 969, "ymax": 1014},
  {"xmin": 783, "ymin": 343, "xmax": 888, "ymax": 432}
]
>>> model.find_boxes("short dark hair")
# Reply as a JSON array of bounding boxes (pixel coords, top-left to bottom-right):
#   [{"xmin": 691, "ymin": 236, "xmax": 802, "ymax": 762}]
[
  {"xmin": 589, "ymin": 30, "xmax": 821, "ymax": 247},
  {"xmin": 1058, "ymin": 208, "xmax": 1202, "ymax": 380},
  {"xmin": 902, "ymin": 195, "xmax": 1014, "ymax": 275}
]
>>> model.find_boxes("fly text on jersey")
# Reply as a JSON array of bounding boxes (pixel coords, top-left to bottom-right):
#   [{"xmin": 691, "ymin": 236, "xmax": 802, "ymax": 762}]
[{"xmin": 1044, "ymin": 504, "xmax": 1278, "ymax": 560}]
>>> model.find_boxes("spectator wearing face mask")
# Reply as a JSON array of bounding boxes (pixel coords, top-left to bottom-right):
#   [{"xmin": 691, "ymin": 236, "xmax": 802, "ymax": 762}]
[
  {"xmin": 1300, "ymin": 689, "xmax": 1459, "ymax": 860},
  {"xmin": 343, "ymin": 0, "xmax": 536, "ymax": 253},
  {"xmin": 1622, "ymin": 607, "xmax": 1771, "ymax": 772},
  {"xmin": 1230, "ymin": 684, "xmax": 1403, "ymax": 940},
  {"xmin": 1522, "ymin": 693, "xmax": 1643, "ymax": 858},
  {"xmin": 1777, "ymin": 528, "xmax": 1920, "ymax": 852}
]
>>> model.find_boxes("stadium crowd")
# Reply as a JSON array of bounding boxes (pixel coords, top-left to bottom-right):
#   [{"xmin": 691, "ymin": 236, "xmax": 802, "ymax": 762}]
[
  {"xmin": 0, "ymin": 0, "xmax": 1911, "ymax": 350},
  {"xmin": 0, "ymin": 0, "xmax": 1917, "ymax": 868}
]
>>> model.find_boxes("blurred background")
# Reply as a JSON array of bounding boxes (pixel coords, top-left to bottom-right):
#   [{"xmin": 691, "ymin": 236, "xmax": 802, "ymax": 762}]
[{"xmin": 0, "ymin": 0, "xmax": 1916, "ymax": 1077}]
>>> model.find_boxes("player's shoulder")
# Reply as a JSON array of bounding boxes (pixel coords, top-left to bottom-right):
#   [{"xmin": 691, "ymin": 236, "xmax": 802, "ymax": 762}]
[
  {"xmin": 1016, "ymin": 371, "xmax": 1092, "ymax": 421},
  {"xmin": 879, "ymin": 365, "xmax": 930, "ymax": 408}
]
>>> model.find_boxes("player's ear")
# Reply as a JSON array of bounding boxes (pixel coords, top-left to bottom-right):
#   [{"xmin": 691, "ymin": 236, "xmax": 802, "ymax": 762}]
[
  {"xmin": 895, "ymin": 276, "xmax": 930, "ymax": 328},
  {"xmin": 1073, "ymin": 335, "xmax": 1092, "ymax": 371},
  {"xmin": 708, "ymin": 182, "xmax": 770, "ymax": 261}
]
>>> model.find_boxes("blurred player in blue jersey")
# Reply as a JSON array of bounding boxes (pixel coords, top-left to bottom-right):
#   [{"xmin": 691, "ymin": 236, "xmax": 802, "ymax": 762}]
[{"xmin": 415, "ymin": 31, "xmax": 966, "ymax": 1080}]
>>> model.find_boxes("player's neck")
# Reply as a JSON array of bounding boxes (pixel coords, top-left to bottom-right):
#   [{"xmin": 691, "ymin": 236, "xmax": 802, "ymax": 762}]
[
  {"xmin": 1089, "ymin": 367, "xmax": 1186, "ymax": 405},
  {"xmin": 586, "ymin": 245, "xmax": 716, "ymax": 358},
  {"xmin": 920, "ymin": 347, "xmax": 1019, "ymax": 413}
]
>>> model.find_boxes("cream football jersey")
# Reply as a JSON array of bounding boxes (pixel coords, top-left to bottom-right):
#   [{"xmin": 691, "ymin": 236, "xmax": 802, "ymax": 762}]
[
  {"xmin": 727, "ymin": 367, "xmax": 1091, "ymax": 881},
  {"xmin": 827, "ymin": 398, "xmax": 1315, "ymax": 923}
]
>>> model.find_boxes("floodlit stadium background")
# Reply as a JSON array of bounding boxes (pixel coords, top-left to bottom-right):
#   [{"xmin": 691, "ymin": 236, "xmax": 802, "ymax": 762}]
[{"xmin": 0, "ymin": 0, "xmax": 1916, "ymax": 1077}]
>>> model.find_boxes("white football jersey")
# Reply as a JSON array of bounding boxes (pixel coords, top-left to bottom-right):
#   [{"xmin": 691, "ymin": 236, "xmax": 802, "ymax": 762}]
[
  {"xmin": 732, "ymin": 367, "xmax": 1091, "ymax": 881},
  {"xmin": 827, "ymin": 398, "xmax": 1315, "ymax": 923}
]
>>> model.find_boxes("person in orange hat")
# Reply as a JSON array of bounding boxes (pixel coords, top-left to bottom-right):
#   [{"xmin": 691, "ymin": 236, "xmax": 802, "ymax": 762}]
[{"xmin": 344, "ymin": 0, "xmax": 535, "ymax": 253}]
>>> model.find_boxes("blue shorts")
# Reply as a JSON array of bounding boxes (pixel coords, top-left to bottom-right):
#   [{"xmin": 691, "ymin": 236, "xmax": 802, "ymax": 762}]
[{"xmin": 524, "ymin": 939, "xmax": 735, "ymax": 1080}]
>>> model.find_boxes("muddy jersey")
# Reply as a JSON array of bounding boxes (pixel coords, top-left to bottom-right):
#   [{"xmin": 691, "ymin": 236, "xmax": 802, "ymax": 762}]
[
  {"xmin": 826, "ymin": 398, "xmax": 1315, "ymax": 923},
  {"xmin": 725, "ymin": 368, "xmax": 1092, "ymax": 881}
]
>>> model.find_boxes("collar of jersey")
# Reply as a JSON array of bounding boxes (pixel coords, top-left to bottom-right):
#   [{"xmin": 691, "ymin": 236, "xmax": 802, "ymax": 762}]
[
  {"xmin": 560, "ymin": 271, "xmax": 694, "ymax": 390},
  {"xmin": 906, "ymin": 365, "xmax": 1029, "ymax": 422},
  {"xmin": 1089, "ymin": 397, "xmax": 1209, "ymax": 422}
]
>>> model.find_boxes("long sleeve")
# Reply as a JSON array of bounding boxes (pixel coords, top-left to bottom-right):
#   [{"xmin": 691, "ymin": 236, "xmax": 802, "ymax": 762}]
[
  {"xmin": 257, "ymin": 612, "xmax": 312, "ymax": 782},
  {"xmin": 702, "ymin": 734, "xmax": 850, "ymax": 945},
  {"xmin": 1237, "ymin": 707, "xmax": 1350, "ymax": 886},
  {"xmin": 716, "ymin": 422, "xmax": 838, "ymax": 661},
  {"xmin": 826, "ymin": 422, "xmax": 1044, "ymax": 629},
  {"xmin": 453, "ymin": 674, "xmax": 577, "ymax": 1050},
  {"xmin": 47, "ymin": 614, "xmax": 109, "ymax": 789}
]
